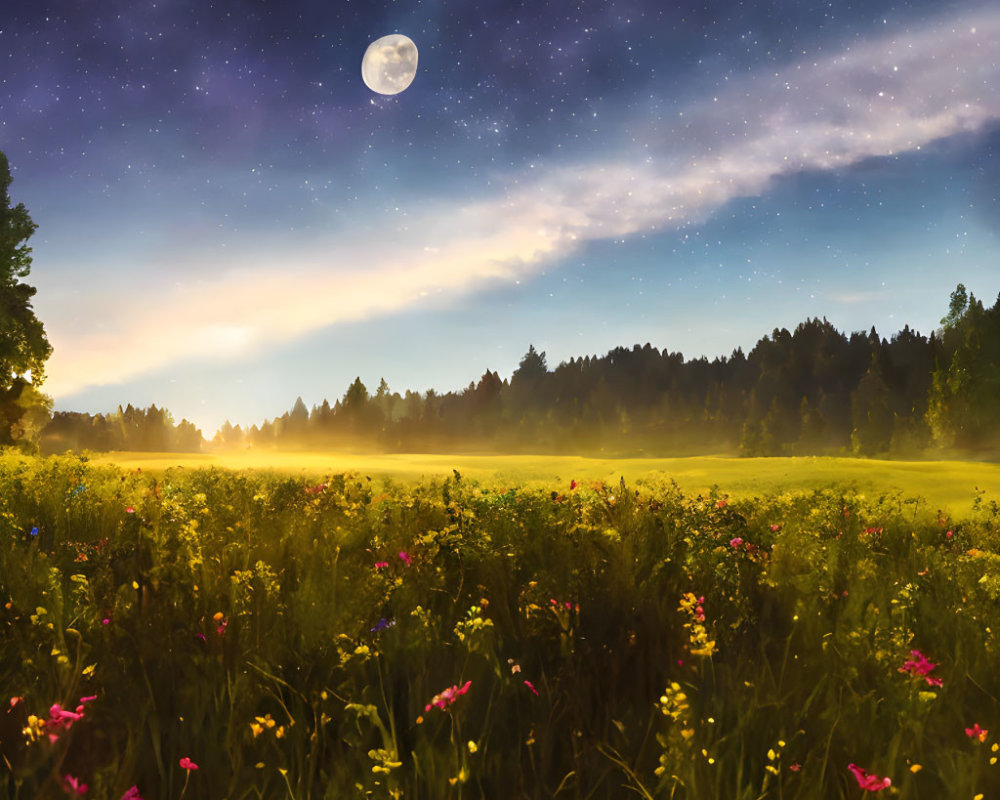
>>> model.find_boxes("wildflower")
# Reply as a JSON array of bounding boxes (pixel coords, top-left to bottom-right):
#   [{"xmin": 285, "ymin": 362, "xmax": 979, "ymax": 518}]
[
  {"xmin": 966, "ymin": 723, "xmax": 988, "ymax": 742},
  {"xmin": 570, "ymin": 480, "xmax": 577, "ymax": 490},
  {"xmin": 424, "ymin": 680, "xmax": 472, "ymax": 712},
  {"xmin": 398, "ymin": 551, "xmax": 411, "ymax": 566},
  {"xmin": 120, "ymin": 787, "xmax": 143, "ymax": 800},
  {"xmin": 847, "ymin": 763, "xmax": 891, "ymax": 791},
  {"xmin": 946, "ymin": 530, "xmax": 953, "ymax": 539},
  {"xmin": 909, "ymin": 764, "xmax": 922, "ymax": 773},
  {"xmin": 251, "ymin": 714, "xmax": 276, "ymax": 738},
  {"xmin": 370, "ymin": 617, "xmax": 395, "ymax": 633},
  {"xmin": 507, "ymin": 658, "xmax": 521, "ymax": 674},
  {"xmin": 374, "ymin": 561, "xmax": 389, "ymax": 570},
  {"xmin": 524, "ymin": 680, "xmax": 539, "ymax": 695},
  {"xmin": 63, "ymin": 774, "xmax": 87, "ymax": 795},
  {"xmin": 195, "ymin": 633, "xmax": 206, "ymax": 642},
  {"xmin": 125, "ymin": 506, "xmax": 134, "ymax": 514},
  {"xmin": 467, "ymin": 740, "xmax": 478, "ymax": 754},
  {"xmin": 715, "ymin": 499, "xmax": 728, "ymax": 509},
  {"xmin": 102, "ymin": 618, "xmax": 110, "ymax": 625},
  {"xmin": 789, "ymin": 763, "xmax": 801, "ymax": 772},
  {"xmin": 730, "ymin": 537, "xmax": 743, "ymax": 548},
  {"xmin": 899, "ymin": 650, "xmax": 943, "ymax": 687},
  {"xmin": 30, "ymin": 526, "xmax": 38, "ymax": 538},
  {"xmin": 179, "ymin": 757, "xmax": 199, "ymax": 770},
  {"xmin": 770, "ymin": 524, "xmax": 781, "ymax": 532}
]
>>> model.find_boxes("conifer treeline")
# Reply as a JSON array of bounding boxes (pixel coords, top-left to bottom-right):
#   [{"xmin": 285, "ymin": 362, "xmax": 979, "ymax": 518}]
[
  {"xmin": 217, "ymin": 284, "xmax": 1000, "ymax": 457},
  {"xmin": 39, "ymin": 284, "xmax": 1000, "ymax": 457},
  {"xmin": 41, "ymin": 404, "xmax": 202, "ymax": 454}
]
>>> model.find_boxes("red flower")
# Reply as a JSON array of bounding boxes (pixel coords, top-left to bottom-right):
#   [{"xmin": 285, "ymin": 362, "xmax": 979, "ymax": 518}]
[
  {"xmin": 966, "ymin": 723, "xmax": 988, "ymax": 742},
  {"xmin": 570, "ymin": 479, "xmax": 577, "ymax": 490},
  {"xmin": 769, "ymin": 524, "xmax": 781, "ymax": 532},
  {"xmin": 125, "ymin": 506, "xmax": 134, "ymax": 514},
  {"xmin": 178, "ymin": 757, "xmax": 199, "ymax": 771},
  {"xmin": 63, "ymin": 774, "xmax": 87, "ymax": 795},
  {"xmin": 847, "ymin": 764, "xmax": 891, "ymax": 791},
  {"xmin": 120, "ymin": 787, "xmax": 143, "ymax": 800}
]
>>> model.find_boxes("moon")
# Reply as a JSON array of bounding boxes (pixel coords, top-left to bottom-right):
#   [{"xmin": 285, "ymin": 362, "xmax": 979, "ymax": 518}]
[{"xmin": 361, "ymin": 34, "xmax": 418, "ymax": 95}]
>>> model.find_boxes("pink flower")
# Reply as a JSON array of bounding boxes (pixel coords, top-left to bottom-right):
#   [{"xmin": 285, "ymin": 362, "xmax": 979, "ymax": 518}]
[
  {"xmin": 125, "ymin": 506, "xmax": 134, "ymax": 514},
  {"xmin": 424, "ymin": 680, "xmax": 472, "ymax": 712},
  {"xmin": 769, "ymin": 524, "xmax": 781, "ymax": 532},
  {"xmin": 178, "ymin": 757, "xmax": 199, "ymax": 771},
  {"xmin": 847, "ymin": 763, "xmax": 891, "ymax": 791},
  {"xmin": 374, "ymin": 561, "xmax": 389, "ymax": 570},
  {"xmin": 789, "ymin": 763, "xmax": 801, "ymax": 772},
  {"xmin": 120, "ymin": 787, "xmax": 143, "ymax": 800},
  {"xmin": 398, "ymin": 551, "xmax": 411, "ymax": 566},
  {"xmin": 102, "ymin": 617, "xmax": 110, "ymax": 625},
  {"xmin": 899, "ymin": 650, "xmax": 943, "ymax": 686},
  {"xmin": 966, "ymin": 723, "xmax": 988, "ymax": 742},
  {"xmin": 946, "ymin": 530, "xmax": 953, "ymax": 539},
  {"xmin": 523, "ymin": 680, "xmax": 539, "ymax": 696},
  {"xmin": 729, "ymin": 537, "xmax": 744, "ymax": 548},
  {"xmin": 63, "ymin": 774, "xmax": 87, "ymax": 795}
]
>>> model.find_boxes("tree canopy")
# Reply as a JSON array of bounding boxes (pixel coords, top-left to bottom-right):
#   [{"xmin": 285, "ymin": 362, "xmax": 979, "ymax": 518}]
[{"xmin": 0, "ymin": 152, "xmax": 51, "ymax": 448}]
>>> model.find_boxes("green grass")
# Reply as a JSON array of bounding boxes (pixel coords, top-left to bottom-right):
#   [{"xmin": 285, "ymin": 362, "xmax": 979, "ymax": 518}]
[
  {"xmin": 89, "ymin": 450, "xmax": 1000, "ymax": 517},
  {"xmin": 2, "ymin": 451, "xmax": 1000, "ymax": 799}
]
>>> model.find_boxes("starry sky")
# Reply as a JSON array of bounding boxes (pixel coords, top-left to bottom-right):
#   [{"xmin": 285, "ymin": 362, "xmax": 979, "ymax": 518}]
[{"xmin": 2, "ymin": 0, "xmax": 999, "ymax": 435}]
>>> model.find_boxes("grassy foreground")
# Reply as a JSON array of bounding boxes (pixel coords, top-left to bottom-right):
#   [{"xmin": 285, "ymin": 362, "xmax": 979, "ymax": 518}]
[
  {"xmin": 1, "ymin": 452, "xmax": 999, "ymax": 799},
  {"xmin": 89, "ymin": 450, "xmax": 1000, "ymax": 518}
]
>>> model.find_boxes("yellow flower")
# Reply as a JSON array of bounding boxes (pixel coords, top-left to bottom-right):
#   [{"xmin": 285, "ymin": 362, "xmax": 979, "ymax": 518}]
[{"xmin": 910, "ymin": 764, "xmax": 922, "ymax": 773}]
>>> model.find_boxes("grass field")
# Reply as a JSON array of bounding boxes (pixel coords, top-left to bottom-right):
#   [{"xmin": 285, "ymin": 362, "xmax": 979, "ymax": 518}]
[
  {"xmin": 3, "ymin": 451, "xmax": 1000, "ymax": 798},
  {"xmin": 88, "ymin": 450, "xmax": 1000, "ymax": 517}
]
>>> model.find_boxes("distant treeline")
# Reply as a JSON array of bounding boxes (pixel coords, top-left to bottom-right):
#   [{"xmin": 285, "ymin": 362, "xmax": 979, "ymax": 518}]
[
  {"xmin": 39, "ymin": 283, "xmax": 1000, "ymax": 457},
  {"xmin": 216, "ymin": 283, "xmax": 1000, "ymax": 457},
  {"xmin": 40, "ymin": 404, "xmax": 203, "ymax": 454}
]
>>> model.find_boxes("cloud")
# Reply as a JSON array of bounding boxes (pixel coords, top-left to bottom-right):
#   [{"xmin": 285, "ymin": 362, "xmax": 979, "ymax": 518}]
[{"xmin": 42, "ymin": 7, "xmax": 1000, "ymax": 399}]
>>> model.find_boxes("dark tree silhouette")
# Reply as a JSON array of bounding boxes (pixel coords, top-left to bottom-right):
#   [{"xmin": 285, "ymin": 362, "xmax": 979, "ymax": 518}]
[{"xmin": 0, "ymin": 152, "xmax": 52, "ymax": 448}]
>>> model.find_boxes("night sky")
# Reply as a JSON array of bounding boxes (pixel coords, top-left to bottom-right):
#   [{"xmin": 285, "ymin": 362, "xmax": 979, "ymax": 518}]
[{"xmin": 2, "ymin": 0, "xmax": 998, "ymax": 435}]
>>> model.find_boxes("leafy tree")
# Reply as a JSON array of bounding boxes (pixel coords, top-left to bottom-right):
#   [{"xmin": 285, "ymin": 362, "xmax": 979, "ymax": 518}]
[{"xmin": 0, "ymin": 152, "xmax": 52, "ymax": 447}]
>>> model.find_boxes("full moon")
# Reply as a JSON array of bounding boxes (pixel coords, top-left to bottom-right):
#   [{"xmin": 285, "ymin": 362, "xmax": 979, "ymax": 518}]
[{"xmin": 361, "ymin": 34, "xmax": 418, "ymax": 95}]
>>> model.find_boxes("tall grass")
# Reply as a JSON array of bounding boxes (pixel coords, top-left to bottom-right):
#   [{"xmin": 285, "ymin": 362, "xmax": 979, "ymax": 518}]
[{"xmin": 0, "ymin": 452, "xmax": 998, "ymax": 799}]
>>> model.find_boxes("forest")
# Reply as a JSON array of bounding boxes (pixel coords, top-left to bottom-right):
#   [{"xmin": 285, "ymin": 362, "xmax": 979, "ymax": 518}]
[{"xmin": 39, "ymin": 284, "xmax": 1000, "ymax": 458}]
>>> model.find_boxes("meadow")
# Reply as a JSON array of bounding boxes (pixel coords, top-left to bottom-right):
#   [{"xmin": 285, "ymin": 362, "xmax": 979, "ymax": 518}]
[
  {"xmin": 1, "ymin": 450, "xmax": 1000, "ymax": 799},
  {"xmin": 88, "ymin": 450, "xmax": 1000, "ymax": 518}
]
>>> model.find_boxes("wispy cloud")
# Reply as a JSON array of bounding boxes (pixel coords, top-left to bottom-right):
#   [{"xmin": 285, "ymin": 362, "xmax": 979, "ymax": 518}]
[{"xmin": 42, "ymin": 7, "xmax": 1000, "ymax": 398}]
